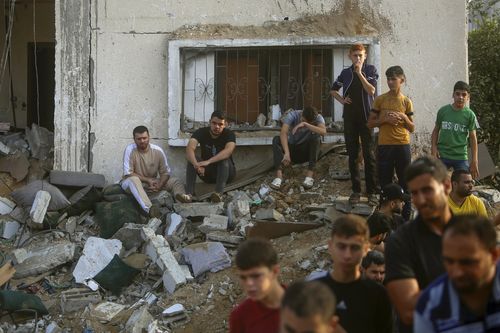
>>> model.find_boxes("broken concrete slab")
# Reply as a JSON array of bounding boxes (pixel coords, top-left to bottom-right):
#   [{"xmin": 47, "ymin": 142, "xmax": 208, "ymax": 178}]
[
  {"xmin": 476, "ymin": 187, "xmax": 500, "ymax": 204},
  {"xmin": 125, "ymin": 305, "xmax": 154, "ymax": 333},
  {"xmin": 73, "ymin": 237, "xmax": 123, "ymax": 289},
  {"xmin": 0, "ymin": 196, "xmax": 16, "ymax": 215},
  {"xmin": 206, "ymin": 231, "xmax": 244, "ymax": 248},
  {"xmin": 0, "ymin": 152, "xmax": 29, "ymax": 182},
  {"xmin": 165, "ymin": 213, "xmax": 185, "ymax": 236},
  {"xmin": 60, "ymin": 288, "xmax": 101, "ymax": 313},
  {"xmin": 146, "ymin": 217, "xmax": 163, "ymax": 232},
  {"xmin": 181, "ymin": 242, "xmax": 231, "ymax": 277},
  {"xmin": 8, "ymin": 205, "xmax": 29, "ymax": 222},
  {"xmin": 300, "ymin": 192, "xmax": 321, "ymax": 201},
  {"xmin": 112, "ymin": 223, "xmax": 145, "ymax": 250},
  {"xmin": 12, "ymin": 240, "xmax": 77, "ymax": 278},
  {"xmin": 142, "ymin": 227, "xmax": 186, "ymax": 293},
  {"xmin": 254, "ymin": 208, "xmax": 285, "ymax": 221},
  {"xmin": 173, "ymin": 202, "xmax": 224, "ymax": 218},
  {"xmin": 0, "ymin": 141, "xmax": 10, "ymax": 155},
  {"xmin": 0, "ymin": 217, "xmax": 20, "ymax": 239},
  {"xmin": 334, "ymin": 197, "xmax": 374, "ymax": 216},
  {"xmin": 63, "ymin": 216, "xmax": 77, "ymax": 234},
  {"xmin": 90, "ymin": 301, "xmax": 126, "ymax": 323},
  {"xmin": 162, "ymin": 303, "xmax": 188, "ymax": 324},
  {"xmin": 25, "ymin": 123, "xmax": 54, "ymax": 160},
  {"xmin": 247, "ymin": 221, "xmax": 322, "ymax": 239},
  {"xmin": 49, "ymin": 170, "xmax": 106, "ymax": 188},
  {"xmin": 29, "ymin": 190, "xmax": 51, "ymax": 224},
  {"xmin": 180, "ymin": 265, "xmax": 194, "ymax": 282},
  {"xmin": 198, "ymin": 214, "xmax": 228, "ymax": 234}
]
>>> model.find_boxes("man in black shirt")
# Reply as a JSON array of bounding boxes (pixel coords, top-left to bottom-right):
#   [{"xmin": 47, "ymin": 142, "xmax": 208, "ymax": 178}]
[
  {"xmin": 185, "ymin": 111, "xmax": 236, "ymax": 202},
  {"xmin": 379, "ymin": 183, "xmax": 409, "ymax": 228},
  {"xmin": 385, "ymin": 156, "xmax": 452, "ymax": 333},
  {"xmin": 316, "ymin": 214, "xmax": 393, "ymax": 333},
  {"xmin": 330, "ymin": 44, "xmax": 378, "ymax": 206}
]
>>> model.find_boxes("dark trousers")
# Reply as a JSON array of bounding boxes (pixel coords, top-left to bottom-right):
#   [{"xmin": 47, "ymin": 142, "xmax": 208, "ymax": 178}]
[
  {"xmin": 378, "ymin": 144, "xmax": 412, "ymax": 220},
  {"xmin": 343, "ymin": 119, "xmax": 377, "ymax": 194},
  {"xmin": 272, "ymin": 135, "xmax": 321, "ymax": 171},
  {"xmin": 186, "ymin": 158, "xmax": 236, "ymax": 195}
]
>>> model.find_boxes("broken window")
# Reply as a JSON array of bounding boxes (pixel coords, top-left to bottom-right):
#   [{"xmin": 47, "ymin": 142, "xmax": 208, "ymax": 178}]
[{"xmin": 181, "ymin": 47, "xmax": 339, "ymax": 132}]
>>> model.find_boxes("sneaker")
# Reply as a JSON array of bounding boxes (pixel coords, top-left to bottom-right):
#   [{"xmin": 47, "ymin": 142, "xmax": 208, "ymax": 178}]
[
  {"xmin": 348, "ymin": 192, "xmax": 361, "ymax": 205},
  {"xmin": 175, "ymin": 193, "xmax": 192, "ymax": 203},
  {"xmin": 303, "ymin": 177, "xmax": 314, "ymax": 189},
  {"xmin": 368, "ymin": 193, "xmax": 379, "ymax": 206},
  {"xmin": 210, "ymin": 192, "xmax": 223, "ymax": 203},
  {"xmin": 148, "ymin": 204, "xmax": 161, "ymax": 218},
  {"xmin": 270, "ymin": 177, "xmax": 282, "ymax": 190}
]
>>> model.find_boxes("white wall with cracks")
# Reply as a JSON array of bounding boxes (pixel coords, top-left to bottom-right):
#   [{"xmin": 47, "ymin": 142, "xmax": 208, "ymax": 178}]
[{"xmin": 55, "ymin": 0, "xmax": 467, "ymax": 184}]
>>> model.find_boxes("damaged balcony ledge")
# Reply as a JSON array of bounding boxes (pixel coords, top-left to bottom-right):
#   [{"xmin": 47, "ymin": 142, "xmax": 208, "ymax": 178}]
[
  {"xmin": 168, "ymin": 132, "xmax": 344, "ymax": 146},
  {"xmin": 167, "ymin": 36, "xmax": 381, "ymax": 147}
]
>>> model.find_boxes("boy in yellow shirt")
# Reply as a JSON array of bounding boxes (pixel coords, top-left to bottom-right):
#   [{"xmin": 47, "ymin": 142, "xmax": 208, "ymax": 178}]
[{"xmin": 368, "ymin": 66, "xmax": 414, "ymax": 220}]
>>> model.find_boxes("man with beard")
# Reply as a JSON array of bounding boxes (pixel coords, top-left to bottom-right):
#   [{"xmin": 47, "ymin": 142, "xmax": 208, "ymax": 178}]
[
  {"xmin": 185, "ymin": 111, "xmax": 236, "ymax": 202},
  {"xmin": 379, "ymin": 183, "xmax": 410, "ymax": 227},
  {"xmin": 414, "ymin": 215, "xmax": 500, "ymax": 332},
  {"xmin": 361, "ymin": 251, "xmax": 386, "ymax": 284},
  {"xmin": 448, "ymin": 169, "xmax": 487, "ymax": 217},
  {"xmin": 385, "ymin": 156, "xmax": 452, "ymax": 333}
]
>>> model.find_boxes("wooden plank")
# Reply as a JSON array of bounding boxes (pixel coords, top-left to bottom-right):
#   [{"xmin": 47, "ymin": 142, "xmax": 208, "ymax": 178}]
[{"xmin": 246, "ymin": 221, "xmax": 322, "ymax": 239}]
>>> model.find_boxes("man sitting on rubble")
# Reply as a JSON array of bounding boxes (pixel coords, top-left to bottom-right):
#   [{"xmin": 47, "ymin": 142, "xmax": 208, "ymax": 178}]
[
  {"xmin": 270, "ymin": 106, "xmax": 326, "ymax": 190},
  {"xmin": 448, "ymin": 169, "xmax": 487, "ymax": 217},
  {"xmin": 230, "ymin": 238, "xmax": 285, "ymax": 333},
  {"xmin": 379, "ymin": 183, "xmax": 410, "ymax": 227},
  {"xmin": 185, "ymin": 111, "xmax": 236, "ymax": 203},
  {"xmin": 121, "ymin": 125, "xmax": 191, "ymax": 218}
]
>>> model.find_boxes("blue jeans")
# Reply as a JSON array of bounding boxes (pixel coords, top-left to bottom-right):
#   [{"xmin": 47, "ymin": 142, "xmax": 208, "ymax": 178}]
[{"xmin": 440, "ymin": 158, "xmax": 469, "ymax": 171}]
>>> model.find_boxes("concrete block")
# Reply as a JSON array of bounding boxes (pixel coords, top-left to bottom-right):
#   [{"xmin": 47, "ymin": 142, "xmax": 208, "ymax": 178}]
[
  {"xmin": 29, "ymin": 190, "xmax": 51, "ymax": 224},
  {"xmin": 73, "ymin": 237, "xmax": 122, "ymax": 288},
  {"xmin": 0, "ymin": 218, "xmax": 20, "ymax": 239},
  {"xmin": 165, "ymin": 213, "xmax": 185, "ymax": 236},
  {"xmin": 143, "ymin": 228, "xmax": 186, "ymax": 293},
  {"xmin": 206, "ymin": 231, "xmax": 244, "ymax": 248},
  {"xmin": 181, "ymin": 242, "xmax": 231, "ymax": 277},
  {"xmin": 0, "ymin": 141, "xmax": 10, "ymax": 155},
  {"xmin": 300, "ymin": 192, "xmax": 321, "ymax": 201},
  {"xmin": 125, "ymin": 305, "xmax": 154, "ymax": 333},
  {"xmin": 180, "ymin": 265, "xmax": 194, "ymax": 282},
  {"xmin": 112, "ymin": 223, "xmax": 145, "ymax": 250},
  {"xmin": 254, "ymin": 208, "xmax": 284, "ymax": 221},
  {"xmin": 45, "ymin": 322, "xmax": 62, "ymax": 333},
  {"xmin": 0, "ymin": 196, "xmax": 16, "ymax": 215},
  {"xmin": 235, "ymin": 199, "xmax": 250, "ymax": 217},
  {"xmin": 146, "ymin": 217, "xmax": 163, "ymax": 232},
  {"xmin": 91, "ymin": 301, "xmax": 126, "ymax": 322},
  {"xmin": 64, "ymin": 216, "xmax": 78, "ymax": 234},
  {"xmin": 173, "ymin": 202, "xmax": 224, "ymax": 218},
  {"xmin": 162, "ymin": 303, "xmax": 188, "ymax": 324},
  {"xmin": 13, "ymin": 240, "xmax": 77, "ymax": 278},
  {"xmin": 49, "ymin": 170, "xmax": 106, "ymax": 188},
  {"xmin": 60, "ymin": 288, "xmax": 101, "ymax": 313},
  {"xmin": 198, "ymin": 214, "xmax": 228, "ymax": 234}
]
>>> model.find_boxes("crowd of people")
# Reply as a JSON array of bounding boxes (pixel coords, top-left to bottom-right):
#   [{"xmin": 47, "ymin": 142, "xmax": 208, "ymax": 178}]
[{"xmin": 117, "ymin": 42, "xmax": 496, "ymax": 333}]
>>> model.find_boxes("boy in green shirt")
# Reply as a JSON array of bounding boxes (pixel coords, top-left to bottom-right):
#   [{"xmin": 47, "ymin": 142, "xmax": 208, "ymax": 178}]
[{"xmin": 431, "ymin": 81, "xmax": 479, "ymax": 179}]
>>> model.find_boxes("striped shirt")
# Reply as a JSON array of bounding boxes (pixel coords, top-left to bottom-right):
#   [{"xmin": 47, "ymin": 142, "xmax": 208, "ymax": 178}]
[
  {"xmin": 122, "ymin": 143, "xmax": 171, "ymax": 178},
  {"xmin": 414, "ymin": 262, "xmax": 500, "ymax": 333}
]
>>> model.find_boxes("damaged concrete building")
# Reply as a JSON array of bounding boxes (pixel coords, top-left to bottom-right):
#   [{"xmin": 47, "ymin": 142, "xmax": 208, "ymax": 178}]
[{"xmin": 0, "ymin": 0, "xmax": 468, "ymax": 183}]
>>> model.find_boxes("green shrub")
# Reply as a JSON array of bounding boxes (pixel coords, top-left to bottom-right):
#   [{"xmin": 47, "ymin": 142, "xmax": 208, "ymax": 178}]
[{"xmin": 468, "ymin": 19, "xmax": 500, "ymax": 163}]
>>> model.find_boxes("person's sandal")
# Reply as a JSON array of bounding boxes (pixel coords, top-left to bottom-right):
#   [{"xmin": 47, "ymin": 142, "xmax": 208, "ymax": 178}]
[
  {"xmin": 210, "ymin": 192, "xmax": 223, "ymax": 203},
  {"xmin": 270, "ymin": 177, "xmax": 282, "ymax": 190},
  {"xmin": 175, "ymin": 193, "xmax": 192, "ymax": 203}
]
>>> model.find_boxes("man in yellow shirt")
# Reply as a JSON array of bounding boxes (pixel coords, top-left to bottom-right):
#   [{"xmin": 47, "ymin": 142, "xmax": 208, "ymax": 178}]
[{"xmin": 448, "ymin": 169, "xmax": 487, "ymax": 217}]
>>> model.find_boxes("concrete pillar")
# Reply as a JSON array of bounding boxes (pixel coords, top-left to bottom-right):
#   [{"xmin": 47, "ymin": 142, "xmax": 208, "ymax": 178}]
[{"xmin": 54, "ymin": 0, "xmax": 91, "ymax": 172}]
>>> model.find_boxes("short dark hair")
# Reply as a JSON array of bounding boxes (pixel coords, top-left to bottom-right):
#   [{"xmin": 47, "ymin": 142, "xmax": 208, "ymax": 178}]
[
  {"xmin": 302, "ymin": 106, "xmax": 319, "ymax": 123},
  {"xmin": 133, "ymin": 125, "xmax": 149, "ymax": 137},
  {"xmin": 361, "ymin": 250, "xmax": 385, "ymax": 269},
  {"xmin": 210, "ymin": 111, "xmax": 226, "ymax": 120},
  {"xmin": 367, "ymin": 212, "xmax": 391, "ymax": 237},
  {"xmin": 281, "ymin": 281, "xmax": 336, "ymax": 322},
  {"xmin": 405, "ymin": 156, "xmax": 448, "ymax": 183},
  {"xmin": 331, "ymin": 214, "xmax": 369, "ymax": 241},
  {"xmin": 444, "ymin": 214, "xmax": 496, "ymax": 250},
  {"xmin": 451, "ymin": 169, "xmax": 471, "ymax": 183},
  {"xmin": 235, "ymin": 238, "xmax": 278, "ymax": 270},
  {"xmin": 385, "ymin": 66, "xmax": 405, "ymax": 80},
  {"xmin": 453, "ymin": 81, "xmax": 470, "ymax": 94}
]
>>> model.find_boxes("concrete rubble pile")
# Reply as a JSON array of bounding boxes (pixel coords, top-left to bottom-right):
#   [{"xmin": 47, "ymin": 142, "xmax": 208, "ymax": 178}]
[{"xmin": 0, "ymin": 138, "xmax": 499, "ymax": 331}]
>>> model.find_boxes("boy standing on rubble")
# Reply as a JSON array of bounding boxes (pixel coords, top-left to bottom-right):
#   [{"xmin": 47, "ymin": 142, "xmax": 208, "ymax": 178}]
[
  {"xmin": 229, "ymin": 238, "xmax": 285, "ymax": 333},
  {"xmin": 368, "ymin": 65, "xmax": 414, "ymax": 220}
]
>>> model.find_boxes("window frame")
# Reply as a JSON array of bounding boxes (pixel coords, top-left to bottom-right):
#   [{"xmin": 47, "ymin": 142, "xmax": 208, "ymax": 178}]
[{"xmin": 167, "ymin": 37, "xmax": 381, "ymax": 146}]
